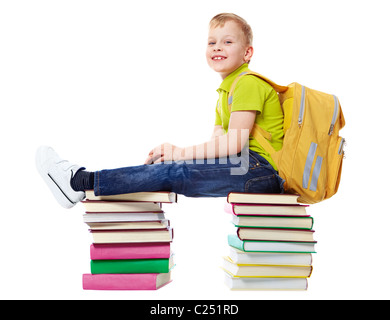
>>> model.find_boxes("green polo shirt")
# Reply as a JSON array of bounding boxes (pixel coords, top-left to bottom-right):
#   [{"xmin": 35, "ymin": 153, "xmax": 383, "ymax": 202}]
[{"xmin": 214, "ymin": 63, "xmax": 284, "ymax": 171}]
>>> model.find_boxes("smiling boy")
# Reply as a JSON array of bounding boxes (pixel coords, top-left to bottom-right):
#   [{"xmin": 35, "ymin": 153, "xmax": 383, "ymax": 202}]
[
  {"xmin": 206, "ymin": 13, "xmax": 284, "ymax": 171},
  {"xmin": 36, "ymin": 13, "xmax": 284, "ymax": 208},
  {"xmin": 206, "ymin": 15, "xmax": 253, "ymax": 79}
]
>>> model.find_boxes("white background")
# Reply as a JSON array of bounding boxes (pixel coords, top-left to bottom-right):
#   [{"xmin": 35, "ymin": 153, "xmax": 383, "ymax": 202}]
[{"xmin": 1, "ymin": 0, "xmax": 389, "ymax": 300}]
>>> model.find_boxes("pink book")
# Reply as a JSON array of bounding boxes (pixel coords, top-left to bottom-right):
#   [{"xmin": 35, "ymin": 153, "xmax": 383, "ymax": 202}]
[
  {"xmin": 90, "ymin": 242, "xmax": 171, "ymax": 260},
  {"xmin": 82, "ymin": 273, "xmax": 172, "ymax": 290}
]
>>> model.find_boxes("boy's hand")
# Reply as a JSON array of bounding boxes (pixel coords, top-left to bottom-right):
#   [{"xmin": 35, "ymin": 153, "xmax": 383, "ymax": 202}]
[{"xmin": 145, "ymin": 143, "xmax": 184, "ymax": 164}]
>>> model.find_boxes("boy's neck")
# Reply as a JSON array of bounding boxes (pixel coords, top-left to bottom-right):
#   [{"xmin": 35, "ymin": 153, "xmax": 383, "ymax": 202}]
[{"xmin": 220, "ymin": 63, "xmax": 249, "ymax": 80}]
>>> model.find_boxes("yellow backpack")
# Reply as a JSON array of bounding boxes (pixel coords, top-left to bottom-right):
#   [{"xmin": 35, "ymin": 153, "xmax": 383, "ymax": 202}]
[{"xmin": 228, "ymin": 71, "xmax": 346, "ymax": 204}]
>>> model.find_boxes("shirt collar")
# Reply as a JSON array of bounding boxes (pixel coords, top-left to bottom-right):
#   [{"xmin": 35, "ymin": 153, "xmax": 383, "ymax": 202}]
[{"xmin": 217, "ymin": 63, "xmax": 250, "ymax": 93}]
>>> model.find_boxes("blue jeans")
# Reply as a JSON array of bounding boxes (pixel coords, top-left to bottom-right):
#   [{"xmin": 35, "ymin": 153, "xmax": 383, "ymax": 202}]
[{"xmin": 94, "ymin": 150, "xmax": 284, "ymax": 197}]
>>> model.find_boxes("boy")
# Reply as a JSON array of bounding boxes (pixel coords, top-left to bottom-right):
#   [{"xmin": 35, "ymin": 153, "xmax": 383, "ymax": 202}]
[{"xmin": 36, "ymin": 13, "xmax": 284, "ymax": 209}]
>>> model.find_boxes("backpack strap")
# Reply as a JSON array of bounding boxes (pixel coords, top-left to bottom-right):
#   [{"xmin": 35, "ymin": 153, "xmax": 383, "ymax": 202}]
[
  {"xmin": 228, "ymin": 71, "xmax": 288, "ymax": 102},
  {"xmin": 227, "ymin": 71, "xmax": 287, "ymax": 156},
  {"xmin": 251, "ymin": 123, "xmax": 277, "ymax": 156}
]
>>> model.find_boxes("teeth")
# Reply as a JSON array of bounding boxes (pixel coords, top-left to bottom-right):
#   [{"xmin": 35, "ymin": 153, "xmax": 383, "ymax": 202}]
[{"xmin": 213, "ymin": 56, "xmax": 225, "ymax": 60}]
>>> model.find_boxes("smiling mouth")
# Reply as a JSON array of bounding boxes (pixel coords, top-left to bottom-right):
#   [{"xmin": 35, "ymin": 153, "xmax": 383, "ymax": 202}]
[{"xmin": 212, "ymin": 56, "xmax": 227, "ymax": 60}]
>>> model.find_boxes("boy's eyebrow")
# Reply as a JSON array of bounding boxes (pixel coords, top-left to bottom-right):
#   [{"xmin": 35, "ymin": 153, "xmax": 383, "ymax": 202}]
[{"xmin": 208, "ymin": 34, "xmax": 237, "ymax": 40}]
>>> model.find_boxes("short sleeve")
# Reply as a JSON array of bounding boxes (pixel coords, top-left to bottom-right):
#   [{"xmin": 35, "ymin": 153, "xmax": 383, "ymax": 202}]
[
  {"xmin": 230, "ymin": 75, "xmax": 271, "ymax": 114},
  {"xmin": 214, "ymin": 101, "xmax": 222, "ymax": 126}
]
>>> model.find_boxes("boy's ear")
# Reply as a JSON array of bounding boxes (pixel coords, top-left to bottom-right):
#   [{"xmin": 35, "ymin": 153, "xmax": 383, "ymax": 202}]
[{"xmin": 244, "ymin": 46, "xmax": 254, "ymax": 63}]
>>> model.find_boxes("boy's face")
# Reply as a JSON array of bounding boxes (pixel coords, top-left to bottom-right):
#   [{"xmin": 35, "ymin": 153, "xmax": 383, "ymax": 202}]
[{"xmin": 206, "ymin": 21, "xmax": 253, "ymax": 79}]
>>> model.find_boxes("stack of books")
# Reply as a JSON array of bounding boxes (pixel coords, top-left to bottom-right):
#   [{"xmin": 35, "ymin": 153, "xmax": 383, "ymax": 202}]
[
  {"xmin": 222, "ymin": 192, "xmax": 316, "ymax": 290},
  {"xmin": 81, "ymin": 190, "xmax": 177, "ymax": 290}
]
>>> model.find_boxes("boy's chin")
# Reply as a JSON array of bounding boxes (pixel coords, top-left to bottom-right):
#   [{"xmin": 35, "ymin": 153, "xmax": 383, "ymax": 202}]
[
  {"xmin": 209, "ymin": 64, "xmax": 232, "ymax": 76},
  {"xmin": 210, "ymin": 61, "xmax": 244, "ymax": 78},
  {"xmin": 215, "ymin": 67, "xmax": 234, "ymax": 79}
]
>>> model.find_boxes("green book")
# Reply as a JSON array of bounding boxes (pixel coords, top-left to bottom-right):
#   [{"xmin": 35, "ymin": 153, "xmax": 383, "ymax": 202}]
[
  {"xmin": 228, "ymin": 234, "xmax": 316, "ymax": 253},
  {"xmin": 90, "ymin": 257, "xmax": 174, "ymax": 274}
]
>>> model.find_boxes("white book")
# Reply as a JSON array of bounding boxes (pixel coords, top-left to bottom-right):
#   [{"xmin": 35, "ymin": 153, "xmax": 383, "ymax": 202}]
[
  {"xmin": 224, "ymin": 272, "xmax": 308, "ymax": 290},
  {"xmin": 90, "ymin": 227, "xmax": 174, "ymax": 244},
  {"xmin": 83, "ymin": 212, "xmax": 166, "ymax": 223},
  {"xmin": 82, "ymin": 200, "xmax": 163, "ymax": 213}
]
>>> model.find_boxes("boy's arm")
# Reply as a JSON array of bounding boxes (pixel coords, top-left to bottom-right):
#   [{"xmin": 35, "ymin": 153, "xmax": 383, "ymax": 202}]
[
  {"xmin": 211, "ymin": 125, "xmax": 224, "ymax": 139},
  {"xmin": 203, "ymin": 110, "xmax": 256, "ymax": 159},
  {"xmin": 145, "ymin": 111, "xmax": 256, "ymax": 164}
]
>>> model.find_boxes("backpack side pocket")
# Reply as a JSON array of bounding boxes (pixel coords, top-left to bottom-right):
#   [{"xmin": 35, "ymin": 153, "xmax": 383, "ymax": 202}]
[{"xmin": 326, "ymin": 136, "xmax": 345, "ymax": 198}]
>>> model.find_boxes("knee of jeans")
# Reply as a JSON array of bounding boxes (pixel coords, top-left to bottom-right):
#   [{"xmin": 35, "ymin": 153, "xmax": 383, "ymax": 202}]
[
  {"xmin": 165, "ymin": 163, "xmax": 189, "ymax": 192},
  {"xmin": 244, "ymin": 174, "xmax": 282, "ymax": 194}
]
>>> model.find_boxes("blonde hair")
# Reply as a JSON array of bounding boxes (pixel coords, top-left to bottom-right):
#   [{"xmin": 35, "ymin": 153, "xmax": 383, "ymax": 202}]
[{"xmin": 209, "ymin": 13, "xmax": 253, "ymax": 47}]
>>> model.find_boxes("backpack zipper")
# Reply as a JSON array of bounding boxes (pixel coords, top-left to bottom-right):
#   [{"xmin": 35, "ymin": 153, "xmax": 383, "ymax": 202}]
[
  {"xmin": 338, "ymin": 138, "xmax": 346, "ymax": 155},
  {"xmin": 298, "ymin": 85, "xmax": 305, "ymax": 126},
  {"xmin": 328, "ymin": 95, "xmax": 339, "ymax": 135}
]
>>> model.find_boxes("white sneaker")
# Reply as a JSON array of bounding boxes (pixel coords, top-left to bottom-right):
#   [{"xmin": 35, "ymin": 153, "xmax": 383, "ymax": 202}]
[{"xmin": 36, "ymin": 146, "xmax": 86, "ymax": 208}]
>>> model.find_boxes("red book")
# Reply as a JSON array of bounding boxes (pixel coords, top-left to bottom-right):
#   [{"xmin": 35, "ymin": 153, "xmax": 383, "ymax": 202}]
[{"xmin": 90, "ymin": 243, "xmax": 171, "ymax": 260}]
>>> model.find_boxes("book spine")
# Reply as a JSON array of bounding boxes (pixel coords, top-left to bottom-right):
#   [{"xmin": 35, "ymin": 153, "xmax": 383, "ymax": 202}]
[
  {"xmin": 90, "ymin": 258, "xmax": 170, "ymax": 274},
  {"xmin": 90, "ymin": 243, "xmax": 171, "ymax": 260}
]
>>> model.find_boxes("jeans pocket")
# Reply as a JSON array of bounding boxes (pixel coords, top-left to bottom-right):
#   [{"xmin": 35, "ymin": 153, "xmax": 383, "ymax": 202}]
[
  {"xmin": 244, "ymin": 174, "xmax": 281, "ymax": 194},
  {"xmin": 248, "ymin": 152, "xmax": 262, "ymax": 170}
]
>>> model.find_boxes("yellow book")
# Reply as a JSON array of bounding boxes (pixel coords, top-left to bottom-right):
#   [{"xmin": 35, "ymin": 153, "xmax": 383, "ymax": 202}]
[{"xmin": 221, "ymin": 256, "xmax": 312, "ymax": 278}]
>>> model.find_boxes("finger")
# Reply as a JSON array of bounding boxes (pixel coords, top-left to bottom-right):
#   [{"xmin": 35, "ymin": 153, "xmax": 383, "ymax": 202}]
[
  {"xmin": 145, "ymin": 146, "xmax": 160, "ymax": 164},
  {"xmin": 144, "ymin": 155, "xmax": 153, "ymax": 165},
  {"xmin": 145, "ymin": 154, "xmax": 159, "ymax": 165},
  {"xmin": 147, "ymin": 151, "xmax": 165, "ymax": 164},
  {"xmin": 153, "ymin": 156, "xmax": 164, "ymax": 164}
]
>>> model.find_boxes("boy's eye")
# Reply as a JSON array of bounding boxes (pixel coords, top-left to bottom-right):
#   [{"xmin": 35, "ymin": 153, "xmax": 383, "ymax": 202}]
[
  {"xmin": 208, "ymin": 41, "xmax": 216, "ymax": 45},
  {"xmin": 225, "ymin": 40, "xmax": 232, "ymax": 44}
]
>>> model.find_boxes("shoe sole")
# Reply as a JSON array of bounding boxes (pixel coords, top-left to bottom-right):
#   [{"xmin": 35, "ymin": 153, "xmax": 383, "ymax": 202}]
[{"xmin": 36, "ymin": 146, "xmax": 76, "ymax": 209}]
